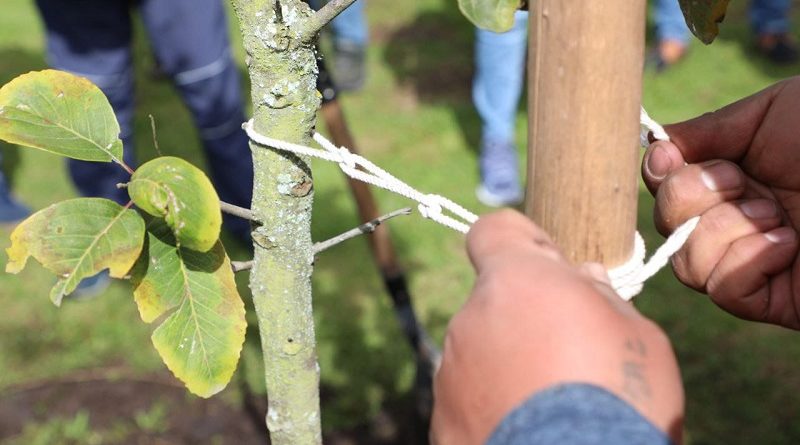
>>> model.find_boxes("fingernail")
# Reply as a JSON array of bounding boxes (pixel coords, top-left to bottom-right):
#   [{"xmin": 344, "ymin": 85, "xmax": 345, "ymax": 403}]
[
  {"xmin": 646, "ymin": 145, "xmax": 672, "ymax": 179},
  {"xmin": 765, "ymin": 227, "xmax": 796, "ymax": 244},
  {"xmin": 700, "ymin": 162, "xmax": 742, "ymax": 192},
  {"xmin": 740, "ymin": 200, "xmax": 778, "ymax": 219}
]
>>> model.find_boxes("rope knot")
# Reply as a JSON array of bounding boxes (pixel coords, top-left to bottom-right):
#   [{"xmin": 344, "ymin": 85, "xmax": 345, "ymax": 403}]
[
  {"xmin": 418, "ymin": 194, "xmax": 443, "ymax": 220},
  {"xmin": 337, "ymin": 146, "xmax": 357, "ymax": 170}
]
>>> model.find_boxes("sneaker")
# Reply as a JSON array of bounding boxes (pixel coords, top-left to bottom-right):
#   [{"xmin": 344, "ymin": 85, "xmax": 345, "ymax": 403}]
[
  {"xmin": 0, "ymin": 177, "xmax": 31, "ymax": 225},
  {"xmin": 756, "ymin": 33, "xmax": 799, "ymax": 65},
  {"xmin": 646, "ymin": 39, "xmax": 688, "ymax": 72},
  {"xmin": 477, "ymin": 139, "xmax": 523, "ymax": 207},
  {"xmin": 333, "ymin": 41, "xmax": 366, "ymax": 92},
  {"xmin": 66, "ymin": 270, "xmax": 111, "ymax": 301},
  {"xmin": 476, "ymin": 183, "xmax": 523, "ymax": 207}
]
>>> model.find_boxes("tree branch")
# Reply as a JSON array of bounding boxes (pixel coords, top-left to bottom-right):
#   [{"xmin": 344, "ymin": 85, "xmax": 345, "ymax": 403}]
[
  {"xmin": 231, "ymin": 209, "xmax": 412, "ymax": 272},
  {"xmin": 232, "ymin": 260, "xmax": 254, "ymax": 273},
  {"xmin": 299, "ymin": 0, "xmax": 358, "ymax": 42},
  {"xmin": 220, "ymin": 200, "xmax": 256, "ymax": 222},
  {"xmin": 313, "ymin": 207, "xmax": 411, "ymax": 255}
]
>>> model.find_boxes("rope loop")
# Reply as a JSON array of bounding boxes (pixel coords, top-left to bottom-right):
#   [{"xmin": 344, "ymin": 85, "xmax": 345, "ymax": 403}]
[
  {"xmin": 640, "ymin": 107, "xmax": 671, "ymax": 144},
  {"xmin": 418, "ymin": 194, "xmax": 443, "ymax": 219}
]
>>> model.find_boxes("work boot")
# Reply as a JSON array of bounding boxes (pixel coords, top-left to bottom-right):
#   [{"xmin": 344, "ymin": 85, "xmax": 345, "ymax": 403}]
[{"xmin": 333, "ymin": 41, "xmax": 366, "ymax": 92}]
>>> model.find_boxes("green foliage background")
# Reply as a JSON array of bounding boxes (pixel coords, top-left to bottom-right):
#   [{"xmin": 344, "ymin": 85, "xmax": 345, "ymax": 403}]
[{"xmin": 2, "ymin": 0, "xmax": 800, "ymax": 443}]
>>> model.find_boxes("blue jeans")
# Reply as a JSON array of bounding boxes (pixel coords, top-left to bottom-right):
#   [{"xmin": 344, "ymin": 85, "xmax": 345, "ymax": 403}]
[
  {"xmin": 35, "ymin": 0, "xmax": 253, "ymax": 240},
  {"xmin": 655, "ymin": 0, "xmax": 791, "ymax": 42},
  {"xmin": 472, "ymin": 11, "xmax": 527, "ymax": 198},
  {"xmin": 308, "ymin": 0, "xmax": 368, "ymax": 46},
  {"xmin": 473, "ymin": 11, "xmax": 528, "ymax": 146},
  {"xmin": 654, "ymin": 0, "xmax": 691, "ymax": 44}
]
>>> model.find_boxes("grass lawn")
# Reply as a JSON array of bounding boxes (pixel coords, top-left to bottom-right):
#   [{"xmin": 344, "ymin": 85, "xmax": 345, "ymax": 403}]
[{"xmin": 2, "ymin": 0, "xmax": 800, "ymax": 443}]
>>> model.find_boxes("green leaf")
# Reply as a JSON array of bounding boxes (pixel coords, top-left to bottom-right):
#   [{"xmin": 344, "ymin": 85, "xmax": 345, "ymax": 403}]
[
  {"xmin": 458, "ymin": 0, "xmax": 522, "ymax": 32},
  {"xmin": 5, "ymin": 198, "xmax": 145, "ymax": 305},
  {"xmin": 129, "ymin": 156, "xmax": 222, "ymax": 252},
  {"xmin": 679, "ymin": 0, "xmax": 731, "ymax": 44},
  {"xmin": 130, "ymin": 218, "xmax": 246, "ymax": 398},
  {"xmin": 0, "ymin": 70, "xmax": 124, "ymax": 162}
]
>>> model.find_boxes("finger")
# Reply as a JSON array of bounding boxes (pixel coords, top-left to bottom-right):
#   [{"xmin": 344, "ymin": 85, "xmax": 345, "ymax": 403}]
[
  {"xmin": 579, "ymin": 262, "xmax": 645, "ymax": 317},
  {"xmin": 665, "ymin": 80, "xmax": 787, "ymax": 163},
  {"xmin": 642, "ymin": 140, "xmax": 687, "ymax": 195},
  {"xmin": 654, "ymin": 160, "xmax": 746, "ymax": 235},
  {"xmin": 670, "ymin": 199, "xmax": 782, "ymax": 291},
  {"xmin": 467, "ymin": 209, "xmax": 563, "ymax": 273},
  {"xmin": 705, "ymin": 227, "xmax": 799, "ymax": 324},
  {"xmin": 580, "ymin": 262, "xmax": 611, "ymax": 285}
]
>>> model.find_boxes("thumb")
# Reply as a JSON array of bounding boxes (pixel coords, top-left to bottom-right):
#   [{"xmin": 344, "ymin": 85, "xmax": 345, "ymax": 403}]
[{"xmin": 664, "ymin": 80, "xmax": 787, "ymax": 163}]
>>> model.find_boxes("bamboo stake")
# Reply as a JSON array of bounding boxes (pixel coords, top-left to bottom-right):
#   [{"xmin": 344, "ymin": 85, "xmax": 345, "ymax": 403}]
[{"xmin": 526, "ymin": 1, "xmax": 645, "ymax": 266}]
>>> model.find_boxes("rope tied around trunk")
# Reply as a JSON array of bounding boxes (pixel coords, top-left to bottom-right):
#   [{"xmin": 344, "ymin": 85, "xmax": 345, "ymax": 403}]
[{"xmin": 243, "ymin": 110, "xmax": 697, "ymax": 300}]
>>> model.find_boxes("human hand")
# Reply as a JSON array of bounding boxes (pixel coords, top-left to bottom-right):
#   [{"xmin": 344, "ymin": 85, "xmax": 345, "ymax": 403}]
[
  {"xmin": 642, "ymin": 78, "xmax": 800, "ymax": 328},
  {"xmin": 431, "ymin": 210, "xmax": 683, "ymax": 445}
]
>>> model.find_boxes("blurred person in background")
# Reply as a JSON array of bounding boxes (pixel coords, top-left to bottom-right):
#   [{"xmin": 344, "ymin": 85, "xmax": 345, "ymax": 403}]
[
  {"xmin": 652, "ymin": 0, "xmax": 692, "ymax": 69},
  {"xmin": 34, "ymin": 0, "xmax": 254, "ymax": 296},
  {"xmin": 308, "ymin": 0, "xmax": 369, "ymax": 91},
  {"xmin": 654, "ymin": 0, "xmax": 798, "ymax": 69},
  {"xmin": 472, "ymin": 11, "xmax": 527, "ymax": 208}
]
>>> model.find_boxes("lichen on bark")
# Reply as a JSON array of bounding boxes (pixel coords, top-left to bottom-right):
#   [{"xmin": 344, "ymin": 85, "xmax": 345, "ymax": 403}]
[{"xmin": 229, "ymin": 0, "xmax": 322, "ymax": 443}]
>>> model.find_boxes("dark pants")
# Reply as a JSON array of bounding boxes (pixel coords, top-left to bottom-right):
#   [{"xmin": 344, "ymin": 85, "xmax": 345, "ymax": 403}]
[{"xmin": 35, "ymin": 0, "xmax": 253, "ymax": 240}]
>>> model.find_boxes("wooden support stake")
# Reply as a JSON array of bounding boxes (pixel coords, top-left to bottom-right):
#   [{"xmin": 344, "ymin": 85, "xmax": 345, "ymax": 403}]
[{"xmin": 526, "ymin": 0, "xmax": 645, "ymax": 266}]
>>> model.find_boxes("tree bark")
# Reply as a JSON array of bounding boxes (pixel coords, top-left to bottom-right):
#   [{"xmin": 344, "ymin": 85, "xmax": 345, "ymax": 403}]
[
  {"xmin": 526, "ymin": 0, "xmax": 645, "ymax": 266},
  {"xmin": 230, "ymin": 1, "xmax": 322, "ymax": 443}
]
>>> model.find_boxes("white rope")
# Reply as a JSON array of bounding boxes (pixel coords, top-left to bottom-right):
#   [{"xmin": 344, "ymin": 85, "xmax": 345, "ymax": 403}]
[
  {"xmin": 244, "ymin": 110, "xmax": 697, "ymax": 301},
  {"xmin": 243, "ymin": 120, "xmax": 478, "ymax": 234},
  {"xmin": 608, "ymin": 108, "xmax": 698, "ymax": 300},
  {"xmin": 609, "ymin": 217, "xmax": 699, "ymax": 300},
  {"xmin": 640, "ymin": 107, "xmax": 671, "ymax": 143}
]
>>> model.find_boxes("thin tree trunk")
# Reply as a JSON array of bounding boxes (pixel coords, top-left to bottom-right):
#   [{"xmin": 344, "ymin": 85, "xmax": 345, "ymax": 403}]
[
  {"xmin": 525, "ymin": 0, "xmax": 645, "ymax": 266},
  {"xmin": 230, "ymin": 1, "xmax": 322, "ymax": 443}
]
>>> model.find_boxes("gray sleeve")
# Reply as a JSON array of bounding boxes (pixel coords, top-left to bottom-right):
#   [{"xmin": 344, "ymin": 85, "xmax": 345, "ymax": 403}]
[{"xmin": 486, "ymin": 383, "xmax": 672, "ymax": 445}]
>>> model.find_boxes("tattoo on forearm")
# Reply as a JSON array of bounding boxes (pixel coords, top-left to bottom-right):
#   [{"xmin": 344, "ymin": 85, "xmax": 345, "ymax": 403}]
[
  {"xmin": 624, "ymin": 338, "xmax": 647, "ymax": 356},
  {"xmin": 622, "ymin": 337, "xmax": 651, "ymax": 402}
]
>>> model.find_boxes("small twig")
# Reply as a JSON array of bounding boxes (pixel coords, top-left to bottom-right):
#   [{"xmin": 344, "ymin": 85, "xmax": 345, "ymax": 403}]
[
  {"xmin": 313, "ymin": 207, "xmax": 412, "ymax": 255},
  {"xmin": 231, "ymin": 208, "xmax": 410, "ymax": 272},
  {"xmin": 220, "ymin": 200, "xmax": 256, "ymax": 221},
  {"xmin": 149, "ymin": 114, "xmax": 163, "ymax": 156},
  {"xmin": 232, "ymin": 260, "xmax": 254, "ymax": 273},
  {"xmin": 116, "ymin": 182, "xmax": 129, "ymax": 189},
  {"xmin": 299, "ymin": 0, "xmax": 358, "ymax": 42}
]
